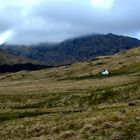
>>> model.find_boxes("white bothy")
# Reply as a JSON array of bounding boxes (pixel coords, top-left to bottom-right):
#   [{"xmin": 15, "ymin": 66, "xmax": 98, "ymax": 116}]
[{"xmin": 101, "ymin": 68, "xmax": 109, "ymax": 76}]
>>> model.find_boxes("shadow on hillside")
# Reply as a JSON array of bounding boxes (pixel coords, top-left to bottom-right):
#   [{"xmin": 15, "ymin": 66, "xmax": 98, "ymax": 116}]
[{"xmin": 0, "ymin": 63, "xmax": 52, "ymax": 73}]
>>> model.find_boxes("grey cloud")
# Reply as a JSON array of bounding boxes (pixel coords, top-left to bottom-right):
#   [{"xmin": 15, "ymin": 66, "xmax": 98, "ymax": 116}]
[
  {"xmin": 32, "ymin": 0, "xmax": 140, "ymax": 36},
  {"xmin": 0, "ymin": 0, "xmax": 140, "ymax": 44}
]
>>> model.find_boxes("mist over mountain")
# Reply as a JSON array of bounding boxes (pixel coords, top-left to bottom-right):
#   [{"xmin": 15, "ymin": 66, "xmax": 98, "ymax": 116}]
[
  {"xmin": 1, "ymin": 33, "xmax": 140, "ymax": 66},
  {"xmin": 1, "ymin": 0, "xmax": 140, "ymax": 44}
]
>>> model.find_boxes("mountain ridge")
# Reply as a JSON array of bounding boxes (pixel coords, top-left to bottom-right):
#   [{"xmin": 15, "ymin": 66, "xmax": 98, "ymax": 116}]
[{"xmin": 1, "ymin": 33, "xmax": 140, "ymax": 66}]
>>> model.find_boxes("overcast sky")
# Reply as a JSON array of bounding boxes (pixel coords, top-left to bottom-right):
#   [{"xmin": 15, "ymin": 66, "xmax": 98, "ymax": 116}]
[{"xmin": 0, "ymin": 0, "xmax": 140, "ymax": 45}]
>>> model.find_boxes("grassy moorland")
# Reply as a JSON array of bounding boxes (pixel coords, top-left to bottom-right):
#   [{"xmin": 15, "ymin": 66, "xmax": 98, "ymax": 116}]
[{"xmin": 0, "ymin": 47, "xmax": 140, "ymax": 140}]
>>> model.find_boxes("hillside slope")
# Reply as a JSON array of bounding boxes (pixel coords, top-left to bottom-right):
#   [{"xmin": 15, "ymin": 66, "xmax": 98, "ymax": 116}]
[
  {"xmin": 1, "ymin": 33, "xmax": 140, "ymax": 66},
  {"xmin": 0, "ymin": 48, "xmax": 50, "ymax": 72},
  {"xmin": 0, "ymin": 48, "xmax": 30, "ymax": 65},
  {"xmin": 0, "ymin": 47, "xmax": 140, "ymax": 139}
]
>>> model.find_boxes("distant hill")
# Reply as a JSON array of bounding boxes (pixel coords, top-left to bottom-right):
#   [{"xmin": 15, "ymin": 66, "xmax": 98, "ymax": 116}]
[
  {"xmin": 0, "ymin": 48, "xmax": 29, "ymax": 65},
  {"xmin": 1, "ymin": 33, "xmax": 140, "ymax": 66},
  {"xmin": 0, "ymin": 48, "xmax": 51, "ymax": 73}
]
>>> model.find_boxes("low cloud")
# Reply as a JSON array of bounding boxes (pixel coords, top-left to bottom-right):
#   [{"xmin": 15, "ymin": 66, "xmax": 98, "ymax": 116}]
[{"xmin": 0, "ymin": 0, "xmax": 140, "ymax": 44}]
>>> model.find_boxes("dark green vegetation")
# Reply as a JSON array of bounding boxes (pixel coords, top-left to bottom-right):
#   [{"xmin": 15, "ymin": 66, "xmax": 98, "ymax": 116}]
[
  {"xmin": 0, "ymin": 47, "xmax": 140, "ymax": 139},
  {"xmin": 1, "ymin": 33, "xmax": 140, "ymax": 66},
  {"xmin": 0, "ymin": 63, "xmax": 51, "ymax": 73}
]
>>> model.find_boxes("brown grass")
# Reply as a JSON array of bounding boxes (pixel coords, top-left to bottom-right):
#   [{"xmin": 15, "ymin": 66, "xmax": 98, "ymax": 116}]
[{"xmin": 0, "ymin": 47, "xmax": 140, "ymax": 139}]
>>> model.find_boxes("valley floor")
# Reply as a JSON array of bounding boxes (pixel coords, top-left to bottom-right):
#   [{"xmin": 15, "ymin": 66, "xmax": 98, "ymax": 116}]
[{"xmin": 0, "ymin": 47, "xmax": 140, "ymax": 140}]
